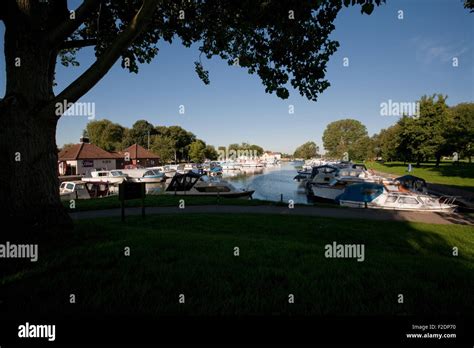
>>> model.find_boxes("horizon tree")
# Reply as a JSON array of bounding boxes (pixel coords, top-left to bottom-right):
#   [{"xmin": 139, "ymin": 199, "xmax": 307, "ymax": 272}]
[
  {"xmin": 0, "ymin": 0, "xmax": 384, "ymax": 230},
  {"xmin": 322, "ymin": 119, "xmax": 369, "ymax": 160},
  {"xmin": 293, "ymin": 141, "xmax": 319, "ymax": 159}
]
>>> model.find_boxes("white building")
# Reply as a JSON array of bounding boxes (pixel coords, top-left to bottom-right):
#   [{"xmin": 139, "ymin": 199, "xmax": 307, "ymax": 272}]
[{"xmin": 58, "ymin": 138, "xmax": 118, "ymax": 176}]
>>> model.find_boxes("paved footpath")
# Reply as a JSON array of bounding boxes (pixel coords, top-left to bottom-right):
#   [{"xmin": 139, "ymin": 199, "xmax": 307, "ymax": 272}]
[{"xmin": 70, "ymin": 205, "xmax": 473, "ymax": 225}]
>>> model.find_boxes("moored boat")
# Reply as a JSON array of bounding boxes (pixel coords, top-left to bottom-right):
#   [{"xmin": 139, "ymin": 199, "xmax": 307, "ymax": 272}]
[
  {"xmin": 336, "ymin": 183, "xmax": 457, "ymax": 213},
  {"xmin": 81, "ymin": 170, "xmax": 128, "ymax": 184},
  {"xmin": 164, "ymin": 172, "xmax": 254, "ymax": 198}
]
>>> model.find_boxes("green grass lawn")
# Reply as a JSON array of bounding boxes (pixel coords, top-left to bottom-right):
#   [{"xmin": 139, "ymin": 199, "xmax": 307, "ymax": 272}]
[
  {"xmin": 62, "ymin": 194, "xmax": 275, "ymax": 212},
  {"xmin": 1, "ymin": 214, "xmax": 473, "ymax": 318},
  {"xmin": 62, "ymin": 193, "xmax": 339, "ymax": 212},
  {"xmin": 366, "ymin": 161, "xmax": 474, "ymax": 191}
]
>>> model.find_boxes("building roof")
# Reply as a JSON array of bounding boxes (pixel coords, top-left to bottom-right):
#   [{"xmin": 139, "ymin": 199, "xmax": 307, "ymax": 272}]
[
  {"xmin": 121, "ymin": 144, "xmax": 160, "ymax": 159},
  {"xmin": 58, "ymin": 143, "xmax": 119, "ymax": 161}
]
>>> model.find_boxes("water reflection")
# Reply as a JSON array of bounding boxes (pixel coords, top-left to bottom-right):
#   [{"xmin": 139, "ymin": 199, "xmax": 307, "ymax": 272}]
[{"xmin": 223, "ymin": 163, "xmax": 311, "ymax": 204}]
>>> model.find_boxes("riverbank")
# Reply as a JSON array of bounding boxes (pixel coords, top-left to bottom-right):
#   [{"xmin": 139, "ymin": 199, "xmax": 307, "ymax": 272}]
[
  {"xmin": 366, "ymin": 161, "xmax": 474, "ymax": 192},
  {"xmin": 2, "ymin": 213, "xmax": 473, "ymax": 318}
]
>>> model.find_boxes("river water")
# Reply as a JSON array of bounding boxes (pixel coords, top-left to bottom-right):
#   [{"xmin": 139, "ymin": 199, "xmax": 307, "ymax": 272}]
[{"xmin": 223, "ymin": 162, "xmax": 312, "ymax": 204}]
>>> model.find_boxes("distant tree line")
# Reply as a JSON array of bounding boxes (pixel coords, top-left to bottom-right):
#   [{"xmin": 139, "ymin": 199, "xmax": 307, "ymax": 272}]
[
  {"xmin": 293, "ymin": 141, "xmax": 320, "ymax": 159},
  {"xmin": 321, "ymin": 95, "xmax": 473, "ymax": 165},
  {"xmin": 64, "ymin": 119, "xmax": 219, "ymax": 163},
  {"xmin": 61, "ymin": 119, "xmax": 270, "ymax": 164}
]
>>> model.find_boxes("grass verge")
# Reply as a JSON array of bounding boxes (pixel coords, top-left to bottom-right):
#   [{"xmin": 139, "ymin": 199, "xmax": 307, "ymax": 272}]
[{"xmin": 1, "ymin": 214, "xmax": 473, "ymax": 317}]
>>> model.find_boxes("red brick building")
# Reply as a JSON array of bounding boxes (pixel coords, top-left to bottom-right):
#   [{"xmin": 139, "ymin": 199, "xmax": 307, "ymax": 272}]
[{"xmin": 117, "ymin": 144, "xmax": 160, "ymax": 168}]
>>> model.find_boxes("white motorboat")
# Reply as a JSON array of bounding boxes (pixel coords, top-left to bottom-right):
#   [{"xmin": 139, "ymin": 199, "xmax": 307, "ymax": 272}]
[
  {"xmin": 60, "ymin": 181, "xmax": 116, "ymax": 200},
  {"xmin": 121, "ymin": 169, "xmax": 166, "ymax": 183},
  {"xmin": 336, "ymin": 183, "xmax": 457, "ymax": 213},
  {"xmin": 309, "ymin": 177, "xmax": 363, "ymax": 202},
  {"xmin": 60, "ymin": 181, "xmax": 91, "ymax": 200},
  {"xmin": 81, "ymin": 170, "xmax": 128, "ymax": 184},
  {"xmin": 240, "ymin": 160, "xmax": 264, "ymax": 168},
  {"xmin": 307, "ymin": 165, "xmax": 339, "ymax": 184},
  {"xmin": 221, "ymin": 162, "xmax": 241, "ymax": 170}
]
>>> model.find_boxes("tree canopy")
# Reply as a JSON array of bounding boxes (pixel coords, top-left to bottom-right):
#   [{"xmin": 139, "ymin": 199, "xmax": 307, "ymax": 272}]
[
  {"xmin": 322, "ymin": 119, "xmax": 369, "ymax": 160},
  {"xmin": 86, "ymin": 119, "xmax": 125, "ymax": 151},
  {"xmin": 293, "ymin": 141, "xmax": 319, "ymax": 159},
  {"xmin": 366, "ymin": 97, "xmax": 473, "ymax": 165},
  {"xmin": 48, "ymin": 0, "xmax": 384, "ymax": 106}
]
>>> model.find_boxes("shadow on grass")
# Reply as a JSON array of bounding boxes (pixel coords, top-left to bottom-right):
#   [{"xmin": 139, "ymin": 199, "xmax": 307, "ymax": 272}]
[{"xmin": 1, "ymin": 214, "xmax": 473, "ymax": 319}]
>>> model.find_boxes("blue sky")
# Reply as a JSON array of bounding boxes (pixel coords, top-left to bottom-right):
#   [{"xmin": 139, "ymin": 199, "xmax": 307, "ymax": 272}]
[{"xmin": 0, "ymin": 0, "xmax": 473, "ymax": 153}]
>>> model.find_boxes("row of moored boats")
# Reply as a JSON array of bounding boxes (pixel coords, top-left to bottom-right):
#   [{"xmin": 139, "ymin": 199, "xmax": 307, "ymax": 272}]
[
  {"xmin": 60, "ymin": 162, "xmax": 256, "ymax": 201},
  {"xmin": 295, "ymin": 159, "xmax": 457, "ymax": 213}
]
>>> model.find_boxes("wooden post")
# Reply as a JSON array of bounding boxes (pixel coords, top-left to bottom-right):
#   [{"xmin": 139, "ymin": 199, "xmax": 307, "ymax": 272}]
[
  {"xmin": 141, "ymin": 183, "xmax": 146, "ymax": 218},
  {"xmin": 120, "ymin": 183, "xmax": 125, "ymax": 222}
]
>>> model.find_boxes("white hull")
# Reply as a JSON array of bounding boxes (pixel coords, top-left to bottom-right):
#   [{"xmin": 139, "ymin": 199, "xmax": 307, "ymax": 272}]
[
  {"xmin": 339, "ymin": 200, "xmax": 456, "ymax": 213},
  {"xmin": 222, "ymin": 165, "xmax": 241, "ymax": 170},
  {"xmin": 311, "ymin": 185, "xmax": 344, "ymax": 201},
  {"xmin": 128, "ymin": 177, "xmax": 164, "ymax": 183},
  {"xmin": 81, "ymin": 177, "xmax": 125, "ymax": 184},
  {"xmin": 164, "ymin": 189, "xmax": 254, "ymax": 198}
]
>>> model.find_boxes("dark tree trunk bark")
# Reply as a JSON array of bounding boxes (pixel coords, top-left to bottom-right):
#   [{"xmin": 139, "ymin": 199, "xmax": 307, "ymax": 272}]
[
  {"xmin": 0, "ymin": 11, "xmax": 72, "ymax": 233},
  {"xmin": 0, "ymin": 0, "xmax": 157, "ymax": 233},
  {"xmin": 435, "ymin": 153, "xmax": 441, "ymax": 167}
]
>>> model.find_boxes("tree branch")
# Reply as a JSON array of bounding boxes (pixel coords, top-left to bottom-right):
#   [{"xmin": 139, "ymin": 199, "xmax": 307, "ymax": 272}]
[
  {"xmin": 48, "ymin": 0, "xmax": 101, "ymax": 47},
  {"xmin": 60, "ymin": 39, "xmax": 97, "ymax": 50},
  {"xmin": 50, "ymin": 0, "xmax": 160, "ymax": 113}
]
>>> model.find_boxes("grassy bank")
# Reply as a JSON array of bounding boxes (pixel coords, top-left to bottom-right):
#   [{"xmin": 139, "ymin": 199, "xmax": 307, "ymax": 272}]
[
  {"xmin": 62, "ymin": 193, "xmax": 338, "ymax": 212},
  {"xmin": 62, "ymin": 194, "xmax": 275, "ymax": 212},
  {"xmin": 366, "ymin": 161, "xmax": 474, "ymax": 191},
  {"xmin": 1, "ymin": 214, "xmax": 473, "ymax": 317}
]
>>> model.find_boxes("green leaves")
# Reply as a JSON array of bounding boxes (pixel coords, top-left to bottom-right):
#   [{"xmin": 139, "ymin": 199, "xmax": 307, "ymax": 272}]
[
  {"xmin": 293, "ymin": 141, "xmax": 319, "ymax": 159},
  {"xmin": 194, "ymin": 62, "xmax": 210, "ymax": 85},
  {"xmin": 64, "ymin": 0, "xmax": 383, "ymax": 102},
  {"xmin": 322, "ymin": 119, "xmax": 369, "ymax": 160},
  {"xmin": 361, "ymin": 3, "xmax": 375, "ymax": 15}
]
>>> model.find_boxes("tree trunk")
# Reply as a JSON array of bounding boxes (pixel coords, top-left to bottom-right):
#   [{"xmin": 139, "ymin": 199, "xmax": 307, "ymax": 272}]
[
  {"xmin": 435, "ymin": 153, "xmax": 441, "ymax": 167},
  {"xmin": 0, "ymin": 16, "xmax": 72, "ymax": 233}
]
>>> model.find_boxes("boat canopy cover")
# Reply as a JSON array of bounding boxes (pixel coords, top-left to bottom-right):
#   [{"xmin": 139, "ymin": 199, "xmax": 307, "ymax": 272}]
[
  {"xmin": 166, "ymin": 172, "xmax": 202, "ymax": 192},
  {"xmin": 310, "ymin": 165, "xmax": 338, "ymax": 177},
  {"xmin": 395, "ymin": 175, "xmax": 427, "ymax": 185},
  {"xmin": 335, "ymin": 183, "xmax": 384, "ymax": 202}
]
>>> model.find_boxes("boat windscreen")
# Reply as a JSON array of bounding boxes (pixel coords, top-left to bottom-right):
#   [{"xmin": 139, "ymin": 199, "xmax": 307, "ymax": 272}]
[{"xmin": 166, "ymin": 172, "xmax": 202, "ymax": 191}]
